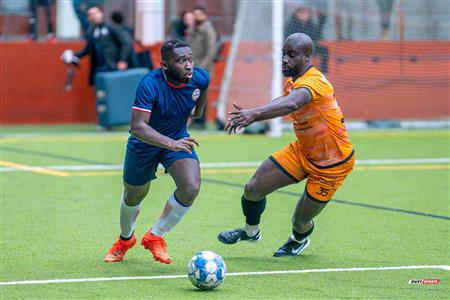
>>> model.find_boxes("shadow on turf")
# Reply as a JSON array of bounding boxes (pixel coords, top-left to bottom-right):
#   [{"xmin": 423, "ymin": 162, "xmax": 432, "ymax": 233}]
[
  {"xmin": 97, "ymin": 258, "xmax": 182, "ymax": 276},
  {"xmin": 221, "ymin": 254, "xmax": 325, "ymax": 269},
  {"xmin": 179, "ymin": 287, "xmax": 223, "ymax": 294}
]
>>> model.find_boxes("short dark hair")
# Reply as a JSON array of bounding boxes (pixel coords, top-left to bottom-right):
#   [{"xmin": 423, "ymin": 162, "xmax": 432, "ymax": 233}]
[
  {"xmin": 111, "ymin": 11, "xmax": 124, "ymax": 24},
  {"xmin": 88, "ymin": 4, "xmax": 103, "ymax": 11},
  {"xmin": 161, "ymin": 39, "xmax": 190, "ymax": 60},
  {"xmin": 193, "ymin": 6, "xmax": 207, "ymax": 13}
]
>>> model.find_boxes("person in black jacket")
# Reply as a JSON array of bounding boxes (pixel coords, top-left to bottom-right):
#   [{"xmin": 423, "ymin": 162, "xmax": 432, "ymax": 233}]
[
  {"xmin": 73, "ymin": 6, "xmax": 132, "ymax": 85},
  {"xmin": 73, "ymin": 0, "xmax": 105, "ymax": 37},
  {"xmin": 284, "ymin": 6, "xmax": 329, "ymax": 74},
  {"xmin": 110, "ymin": 10, "xmax": 139, "ymax": 69},
  {"xmin": 171, "ymin": 10, "xmax": 195, "ymax": 41}
]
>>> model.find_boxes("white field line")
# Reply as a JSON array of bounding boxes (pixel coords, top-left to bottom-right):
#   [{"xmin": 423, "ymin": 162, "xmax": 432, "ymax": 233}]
[
  {"xmin": 1, "ymin": 158, "xmax": 449, "ymax": 173},
  {"xmin": 0, "ymin": 265, "xmax": 448, "ymax": 286}
]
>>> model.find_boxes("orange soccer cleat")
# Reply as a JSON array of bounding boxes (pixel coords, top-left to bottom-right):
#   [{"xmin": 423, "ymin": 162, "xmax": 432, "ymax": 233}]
[
  {"xmin": 141, "ymin": 230, "xmax": 171, "ymax": 264},
  {"xmin": 104, "ymin": 234, "xmax": 137, "ymax": 263}
]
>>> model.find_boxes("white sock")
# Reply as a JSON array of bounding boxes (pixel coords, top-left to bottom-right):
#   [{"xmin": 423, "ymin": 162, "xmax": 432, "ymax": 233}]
[
  {"xmin": 120, "ymin": 194, "xmax": 141, "ymax": 239},
  {"xmin": 151, "ymin": 193, "xmax": 191, "ymax": 237},
  {"xmin": 245, "ymin": 224, "xmax": 260, "ymax": 237}
]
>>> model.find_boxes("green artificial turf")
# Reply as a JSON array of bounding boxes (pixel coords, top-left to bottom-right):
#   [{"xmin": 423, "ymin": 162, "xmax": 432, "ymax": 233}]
[{"xmin": 1, "ymin": 126, "xmax": 449, "ymax": 299}]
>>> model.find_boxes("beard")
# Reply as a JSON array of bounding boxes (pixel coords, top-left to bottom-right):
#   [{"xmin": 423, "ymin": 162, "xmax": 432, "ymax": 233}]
[
  {"xmin": 177, "ymin": 74, "xmax": 190, "ymax": 84},
  {"xmin": 282, "ymin": 68, "xmax": 296, "ymax": 77},
  {"xmin": 166, "ymin": 69, "xmax": 190, "ymax": 84}
]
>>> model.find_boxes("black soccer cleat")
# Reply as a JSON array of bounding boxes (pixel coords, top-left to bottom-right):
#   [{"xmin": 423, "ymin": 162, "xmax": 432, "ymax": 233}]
[
  {"xmin": 217, "ymin": 228, "xmax": 261, "ymax": 245},
  {"xmin": 273, "ymin": 237, "xmax": 310, "ymax": 257}
]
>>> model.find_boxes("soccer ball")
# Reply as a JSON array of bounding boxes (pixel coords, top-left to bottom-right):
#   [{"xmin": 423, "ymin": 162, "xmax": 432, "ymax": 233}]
[{"xmin": 187, "ymin": 251, "xmax": 226, "ymax": 290}]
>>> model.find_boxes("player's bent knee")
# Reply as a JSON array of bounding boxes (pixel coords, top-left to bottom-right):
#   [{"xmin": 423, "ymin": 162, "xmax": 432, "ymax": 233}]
[
  {"xmin": 123, "ymin": 182, "xmax": 150, "ymax": 206},
  {"xmin": 124, "ymin": 191, "xmax": 147, "ymax": 206},
  {"xmin": 244, "ymin": 179, "xmax": 264, "ymax": 200},
  {"xmin": 179, "ymin": 181, "xmax": 200, "ymax": 201},
  {"xmin": 243, "ymin": 180, "xmax": 254, "ymax": 194}
]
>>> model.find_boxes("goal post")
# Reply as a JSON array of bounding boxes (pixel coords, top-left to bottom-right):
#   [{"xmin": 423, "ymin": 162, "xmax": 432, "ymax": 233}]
[
  {"xmin": 215, "ymin": 0, "xmax": 449, "ymax": 132},
  {"xmin": 216, "ymin": 0, "xmax": 284, "ymax": 137},
  {"xmin": 268, "ymin": 0, "xmax": 284, "ymax": 138}
]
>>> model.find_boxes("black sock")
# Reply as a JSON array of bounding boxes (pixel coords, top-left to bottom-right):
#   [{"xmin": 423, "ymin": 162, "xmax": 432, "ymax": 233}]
[
  {"xmin": 292, "ymin": 222, "xmax": 314, "ymax": 242},
  {"xmin": 241, "ymin": 195, "xmax": 266, "ymax": 225},
  {"xmin": 120, "ymin": 231, "xmax": 134, "ymax": 241}
]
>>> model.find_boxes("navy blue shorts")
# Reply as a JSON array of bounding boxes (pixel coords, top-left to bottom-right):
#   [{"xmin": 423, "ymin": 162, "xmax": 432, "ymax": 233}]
[{"xmin": 123, "ymin": 143, "xmax": 198, "ymax": 186}]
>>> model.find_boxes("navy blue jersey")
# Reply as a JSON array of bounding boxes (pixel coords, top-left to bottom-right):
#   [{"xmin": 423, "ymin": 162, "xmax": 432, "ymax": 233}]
[{"xmin": 128, "ymin": 67, "xmax": 209, "ymax": 149}]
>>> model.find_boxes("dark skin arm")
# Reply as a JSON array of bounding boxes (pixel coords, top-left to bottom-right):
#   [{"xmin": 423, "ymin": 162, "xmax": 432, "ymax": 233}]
[
  {"xmin": 130, "ymin": 110, "xmax": 199, "ymax": 154},
  {"xmin": 190, "ymin": 90, "xmax": 208, "ymax": 119},
  {"xmin": 225, "ymin": 87, "xmax": 312, "ymax": 134}
]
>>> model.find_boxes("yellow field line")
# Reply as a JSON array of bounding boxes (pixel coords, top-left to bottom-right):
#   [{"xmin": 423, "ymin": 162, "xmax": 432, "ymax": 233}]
[
  {"xmin": 1, "ymin": 136, "xmax": 127, "ymax": 144},
  {"xmin": 71, "ymin": 171, "xmax": 122, "ymax": 177},
  {"xmin": 0, "ymin": 161, "xmax": 70, "ymax": 177}
]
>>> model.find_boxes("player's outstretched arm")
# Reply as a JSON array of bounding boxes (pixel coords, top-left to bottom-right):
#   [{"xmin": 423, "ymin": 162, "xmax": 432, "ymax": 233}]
[
  {"xmin": 74, "ymin": 36, "xmax": 93, "ymax": 59},
  {"xmin": 190, "ymin": 91, "xmax": 208, "ymax": 119},
  {"xmin": 130, "ymin": 110, "xmax": 198, "ymax": 153},
  {"xmin": 226, "ymin": 87, "xmax": 312, "ymax": 134}
]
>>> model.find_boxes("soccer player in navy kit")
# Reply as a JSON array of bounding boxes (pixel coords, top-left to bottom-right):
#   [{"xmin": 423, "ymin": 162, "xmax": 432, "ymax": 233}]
[{"xmin": 104, "ymin": 39, "xmax": 209, "ymax": 264}]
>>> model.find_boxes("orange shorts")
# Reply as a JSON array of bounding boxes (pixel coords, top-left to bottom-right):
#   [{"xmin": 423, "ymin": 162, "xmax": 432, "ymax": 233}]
[{"xmin": 270, "ymin": 141, "xmax": 355, "ymax": 202}]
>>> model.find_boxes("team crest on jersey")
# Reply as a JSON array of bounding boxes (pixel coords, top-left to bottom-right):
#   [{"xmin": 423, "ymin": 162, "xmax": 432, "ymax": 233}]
[
  {"xmin": 101, "ymin": 27, "xmax": 109, "ymax": 36},
  {"xmin": 192, "ymin": 88, "xmax": 201, "ymax": 101}
]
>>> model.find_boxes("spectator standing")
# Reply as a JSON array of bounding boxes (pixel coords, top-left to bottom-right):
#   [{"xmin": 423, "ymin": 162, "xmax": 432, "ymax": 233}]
[
  {"xmin": 28, "ymin": 0, "xmax": 55, "ymax": 42},
  {"xmin": 73, "ymin": 0, "xmax": 104, "ymax": 37},
  {"xmin": 377, "ymin": 0, "xmax": 395, "ymax": 39},
  {"xmin": 71, "ymin": 6, "xmax": 132, "ymax": 85},
  {"xmin": 171, "ymin": 10, "xmax": 195, "ymax": 41},
  {"xmin": 335, "ymin": 0, "xmax": 356, "ymax": 40},
  {"xmin": 187, "ymin": 6, "xmax": 217, "ymax": 74},
  {"xmin": 308, "ymin": 0, "xmax": 328, "ymax": 41},
  {"xmin": 186, "ymin": 6, "xmax": 217, "ymax": 129},
  {"xmin": 284, "ymin": 6, "xmax": 329, "ymax": 74},
  {"xmin": 110, "ymin": 10, "xmax": 138, "ymax": 69}
]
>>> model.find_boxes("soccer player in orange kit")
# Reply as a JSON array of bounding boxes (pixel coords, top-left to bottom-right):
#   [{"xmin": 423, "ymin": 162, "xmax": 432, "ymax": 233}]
[{"xmin": 218, "ymin": 33, "xmax": 355, "ymax": 257}]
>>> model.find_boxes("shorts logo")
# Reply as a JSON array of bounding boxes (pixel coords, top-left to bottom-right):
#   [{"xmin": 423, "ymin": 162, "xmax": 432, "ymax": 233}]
[{"xmin": 192, "ymin": 89, "xmax": 201, "ymax": 101}]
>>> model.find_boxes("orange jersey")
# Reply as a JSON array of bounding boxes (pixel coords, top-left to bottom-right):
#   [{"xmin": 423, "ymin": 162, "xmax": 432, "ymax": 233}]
[{"xmin": 284, "ymin": 67, "xmax": 353, "ymax": 167}]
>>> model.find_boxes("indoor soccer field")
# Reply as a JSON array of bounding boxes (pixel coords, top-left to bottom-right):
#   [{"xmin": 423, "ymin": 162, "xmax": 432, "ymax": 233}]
[{"xmin": 1, "ymin": 125, "xmax": 449, "ymax": 299}]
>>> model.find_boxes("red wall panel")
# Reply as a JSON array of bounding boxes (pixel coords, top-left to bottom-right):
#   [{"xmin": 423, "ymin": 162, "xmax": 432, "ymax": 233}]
[
  {"xmin": 1, "ymin": 42, "xmax": 96, "ymax": 124},
  {"xmin": 1, "ymin": 41, "xmax": 448, "ymax": 125}
]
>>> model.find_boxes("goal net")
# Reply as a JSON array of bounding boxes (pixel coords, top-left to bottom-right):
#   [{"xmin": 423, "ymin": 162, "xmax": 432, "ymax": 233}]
[{"xmin": 216, "ymin": 0, "xmax": 450, "ymax": 135}]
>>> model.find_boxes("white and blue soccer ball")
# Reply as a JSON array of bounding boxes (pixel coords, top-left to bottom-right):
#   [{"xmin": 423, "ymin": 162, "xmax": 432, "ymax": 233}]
[{"xmin": 187, "ymin": 251, "xmax": 226, "ymax": 290}]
